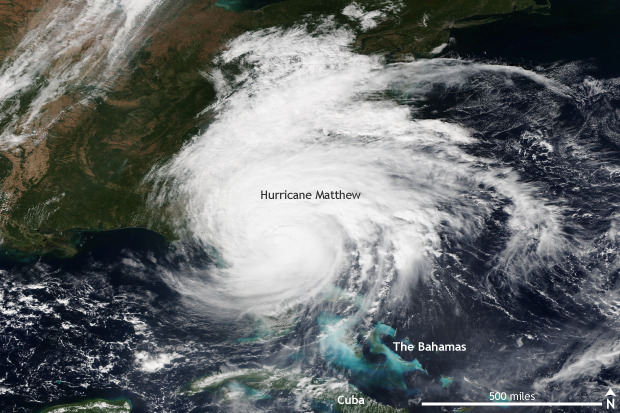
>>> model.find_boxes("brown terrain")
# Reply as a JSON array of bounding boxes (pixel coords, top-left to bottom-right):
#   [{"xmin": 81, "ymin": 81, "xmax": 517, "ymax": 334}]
[
  {"xmin": 0, "ymin": 0, "xmax": 547, "ymax": 257},
  {"xmin": 0, "ymin": 0, "xmax": 50, "ymax": 60}
]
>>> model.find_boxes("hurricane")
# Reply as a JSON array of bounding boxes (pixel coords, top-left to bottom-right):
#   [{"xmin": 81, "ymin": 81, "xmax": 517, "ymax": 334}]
[
  {"xmin": 148, "ymin": 23, "xmax": 570, "ymax": 316},
  {"xmin": 4, "ymin": 3, "xmax": 620, "ymax": 412}
]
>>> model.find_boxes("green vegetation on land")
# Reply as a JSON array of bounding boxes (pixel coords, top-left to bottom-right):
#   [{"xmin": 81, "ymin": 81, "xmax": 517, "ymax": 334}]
[
  {"xmin": 0, "ymin": 0, "xmax": 548, "ymax": 256},
  {"xmin": 181, "ymin": 367, "xmax": 408, "ymax": 412},
  {"xmin": 40, "ymin": 398, "xmax": 131, "ymax": 413}
]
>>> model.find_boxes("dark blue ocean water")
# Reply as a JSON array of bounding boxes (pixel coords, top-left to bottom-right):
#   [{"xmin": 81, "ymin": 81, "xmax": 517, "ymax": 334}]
[{"xmin": 4, "ymin": 2, "xmax": 620, "ymax": 411}]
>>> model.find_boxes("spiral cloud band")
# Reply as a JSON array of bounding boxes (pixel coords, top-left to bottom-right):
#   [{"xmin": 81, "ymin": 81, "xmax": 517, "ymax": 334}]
[{"xmin": 149, "ymin": 22, "xmax": 567, "ymax": 313}]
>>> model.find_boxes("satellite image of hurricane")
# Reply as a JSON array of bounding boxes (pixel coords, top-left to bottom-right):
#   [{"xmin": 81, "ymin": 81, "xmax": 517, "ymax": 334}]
[{"xmin": 2, "ymin": 0, "xmax": 620, "ymax": 412}]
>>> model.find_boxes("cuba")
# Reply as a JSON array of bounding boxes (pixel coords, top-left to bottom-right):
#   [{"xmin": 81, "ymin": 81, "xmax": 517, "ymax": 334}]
[{"xmin": 337, "ymin": 395, "xmax": 365, "ymax": 405}]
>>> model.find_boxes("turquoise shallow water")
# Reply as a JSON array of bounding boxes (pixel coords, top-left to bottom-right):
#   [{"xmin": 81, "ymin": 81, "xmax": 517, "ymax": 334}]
[{"xmin": 317, "ymin": 312, "xmax": 428, "ymax": 391}]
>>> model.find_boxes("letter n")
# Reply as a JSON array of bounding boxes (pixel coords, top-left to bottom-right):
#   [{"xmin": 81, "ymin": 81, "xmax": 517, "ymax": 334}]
[{"xmin": 608, "ymin": 399, "xmax": 615, "ymax": 409}]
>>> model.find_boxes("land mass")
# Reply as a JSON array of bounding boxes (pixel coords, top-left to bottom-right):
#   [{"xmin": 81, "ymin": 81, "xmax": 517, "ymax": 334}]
[{"xmin": 0, "ymin": 0, "xmax": 548, "ymax": 256}]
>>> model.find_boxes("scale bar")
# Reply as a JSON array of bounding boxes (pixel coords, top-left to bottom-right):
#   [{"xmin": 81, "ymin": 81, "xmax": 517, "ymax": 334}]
[{"xmin": 422, "ymin": 402, "xmax": 603, "ymax": 407}]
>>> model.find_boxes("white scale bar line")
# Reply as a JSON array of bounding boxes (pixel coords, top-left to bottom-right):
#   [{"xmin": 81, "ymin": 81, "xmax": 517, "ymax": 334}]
[{"xmin": 422, "ymin": 402, "xmax": 603, "ymax": 406}]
